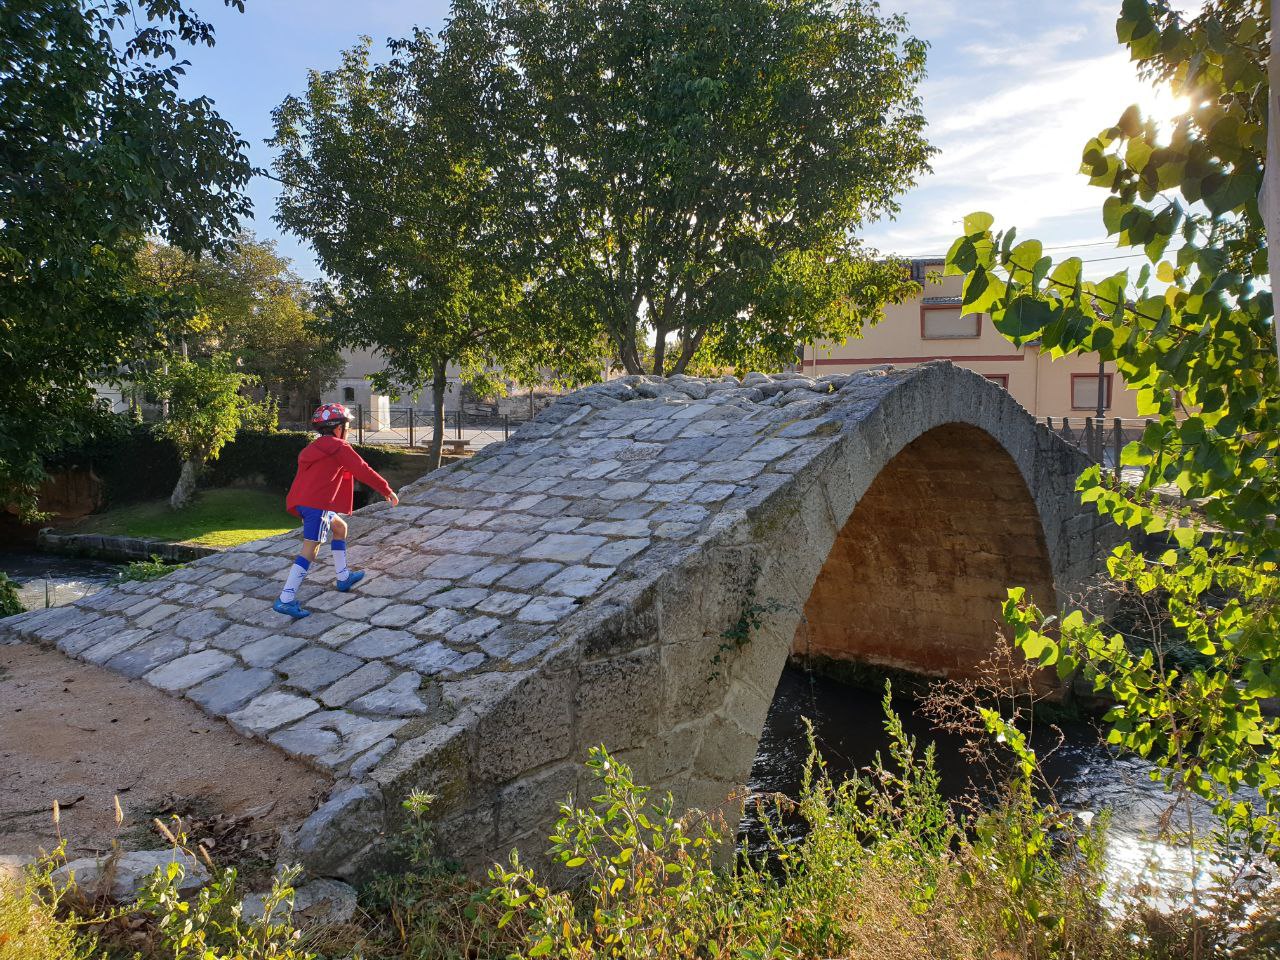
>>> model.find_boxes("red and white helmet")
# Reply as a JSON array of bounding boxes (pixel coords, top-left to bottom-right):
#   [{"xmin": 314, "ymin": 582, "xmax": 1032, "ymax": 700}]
[{"xmin": 311, "ymin": 402, "xmax": 352, "ymax": 427}]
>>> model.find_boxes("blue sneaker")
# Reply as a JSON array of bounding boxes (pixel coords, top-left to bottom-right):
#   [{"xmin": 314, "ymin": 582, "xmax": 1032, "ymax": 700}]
[
  {"xmin": 273, "ymin": 598, "xmax": 310, "ymax": 619},
  {"xmin": 336, "ymin": 571, "xmax": 365, "ymax": 593}
]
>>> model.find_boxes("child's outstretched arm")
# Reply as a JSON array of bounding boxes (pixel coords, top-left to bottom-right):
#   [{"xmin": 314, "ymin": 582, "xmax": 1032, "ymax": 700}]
[{"xmin": 339, "ymin": 446, "xmax": 398, "ymax": 504}]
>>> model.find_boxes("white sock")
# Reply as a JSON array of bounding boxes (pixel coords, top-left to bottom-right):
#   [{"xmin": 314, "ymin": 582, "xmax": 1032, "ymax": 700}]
[
  {"xmin": 279, "ymin": 556, "xmax": 311, "ymax": 603},
  {"xmin": 332, "ymin": 539, "xmax": 349, "ymax": 581}
]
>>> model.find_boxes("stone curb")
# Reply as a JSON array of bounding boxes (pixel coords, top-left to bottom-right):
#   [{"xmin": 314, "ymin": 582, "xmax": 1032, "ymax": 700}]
[{"xmin": 37, "ymin": 528, "xmax": 220, "ymax": 564}]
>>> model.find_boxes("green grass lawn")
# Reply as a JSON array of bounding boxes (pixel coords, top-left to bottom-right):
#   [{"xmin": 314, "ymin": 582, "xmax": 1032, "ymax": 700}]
[{"xmin": 72, "ymin": 487, "xmax": 297, "ymax": 549}]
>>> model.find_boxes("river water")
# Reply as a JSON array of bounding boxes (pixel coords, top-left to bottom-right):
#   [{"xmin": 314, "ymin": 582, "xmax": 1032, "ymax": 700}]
[
  {"xmin": 745, "ymin": 665, "xmax": 1229, "ymax": 909},
  {"xmin": 0, "ymin": 552, "xmax": 122, "ymax": 611}
]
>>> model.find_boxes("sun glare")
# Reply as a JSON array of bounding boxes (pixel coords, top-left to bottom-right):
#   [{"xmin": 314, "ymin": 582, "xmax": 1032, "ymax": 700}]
[{"xmin": 1137, "ymin": 82, "xmax": 1192, "ymax": 138}]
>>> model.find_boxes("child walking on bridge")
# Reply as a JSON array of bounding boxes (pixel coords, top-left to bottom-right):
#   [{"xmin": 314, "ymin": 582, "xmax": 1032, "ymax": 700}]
[{"xmin": 274, "ymin": 402, "xmax": 399, "ymax": 619}]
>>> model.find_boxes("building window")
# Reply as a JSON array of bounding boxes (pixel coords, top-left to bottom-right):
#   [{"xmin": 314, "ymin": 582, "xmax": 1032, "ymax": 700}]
[
  {"xmin": 921, "ymin": 306, "xmax": 980, "ymax": 339},
  {"xmin": 910, "ymin": 258, "xmax": 946, "ymax": 282},
  {"xmin": 342, "ymin": 386, "xmax": 356, "ymax": 402},
  {"xmin": 1071, "ymin": 373, "xmax": 1113, "ymax": 411},
  {"xmin": 983, "ymin": 374, "xmax": 1009, "ymax": 389}
]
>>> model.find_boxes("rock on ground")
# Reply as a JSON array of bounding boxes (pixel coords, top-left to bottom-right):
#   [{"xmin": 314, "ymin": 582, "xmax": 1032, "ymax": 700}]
[{"xmin": 54, "ymin": 849, "xmax": 209, "ymax": 902}]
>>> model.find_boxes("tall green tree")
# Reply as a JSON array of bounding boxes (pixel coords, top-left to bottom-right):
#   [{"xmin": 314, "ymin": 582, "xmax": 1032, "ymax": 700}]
[
  {"xmin": 147, "ymin": 354, "xmax": 252, "ymax": 508},
  {"xmin": 502, "ymin": 0, "xmax": 932, "ymax": 375},
  {"xmin": 0, "ymin": 0, "xmax": 252, "ymax": 516},
  {"xmin": 272, "ymin": 5, "xmax": 590, "ymax": 469},
  {"xmin": 137, "ymin": 234, "xmax": 343, "ymax": 418},
  {"xmin": 946, "ymin": 0, "xmax": 1280, "ymax": 855}
]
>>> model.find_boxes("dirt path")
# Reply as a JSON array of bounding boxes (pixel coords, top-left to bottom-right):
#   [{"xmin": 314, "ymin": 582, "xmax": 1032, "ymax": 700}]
[{"xmin": 0, "ymin": 643, "xmax": 330, "ymax": 867}]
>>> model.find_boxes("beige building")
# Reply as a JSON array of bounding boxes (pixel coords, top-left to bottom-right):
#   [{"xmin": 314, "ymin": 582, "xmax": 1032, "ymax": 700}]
[{"xmin": 800, "ymin": 258, "xmax": 1139, "ymax": 421}]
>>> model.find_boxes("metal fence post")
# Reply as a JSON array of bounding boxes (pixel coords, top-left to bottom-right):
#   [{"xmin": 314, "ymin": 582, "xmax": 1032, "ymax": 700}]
[
  {"xmin": 456, "ymin": 409, "xmax": 462, "ymax": 440},
  {"xmin": 357, "ymin": 403, "xmax": 364, "ymax": 445},
  {"xmin": 408, "ymin": 408, "xmax": 415, "ymax": 448},
  {"xmin": 1113, "ymin": 417, "xmax": 1123, "ymax": 481},
  {"xmin": 504, "ymin": 414, "xmax": 509, "ymax": 441}
]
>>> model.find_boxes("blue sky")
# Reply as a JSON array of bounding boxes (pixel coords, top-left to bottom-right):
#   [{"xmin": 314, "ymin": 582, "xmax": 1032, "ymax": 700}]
[{"xmin": 177, "ymin": 0, "xmax": 1183, "ymax": 280}]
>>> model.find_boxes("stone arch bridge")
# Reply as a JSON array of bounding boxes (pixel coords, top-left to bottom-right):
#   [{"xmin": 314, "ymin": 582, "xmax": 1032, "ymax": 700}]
[{"xmin": 3, "ymin": 363, "xmax": 1112, "ymax": 877}]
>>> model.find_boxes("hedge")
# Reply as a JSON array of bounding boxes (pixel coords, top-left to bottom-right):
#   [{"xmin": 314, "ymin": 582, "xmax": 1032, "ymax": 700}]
[{"xmin": 49, "ymin": 424, "xmax": 421, "ymax": 509}]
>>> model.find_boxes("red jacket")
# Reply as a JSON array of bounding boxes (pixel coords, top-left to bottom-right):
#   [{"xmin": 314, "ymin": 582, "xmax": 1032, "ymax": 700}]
[{"xmin": 286, "ymin": 435, "xmax": 394, "ymax": 517}]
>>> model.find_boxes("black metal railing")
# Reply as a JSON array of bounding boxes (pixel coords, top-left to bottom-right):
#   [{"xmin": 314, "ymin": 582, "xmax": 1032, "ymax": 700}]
[
  {"xmin": 351, "ymin": 405, "xmax": 530, "ymax": 452},
  {"xmin": 1040, "ymin": 416, "xmax": 1149, "ymax": 477}
]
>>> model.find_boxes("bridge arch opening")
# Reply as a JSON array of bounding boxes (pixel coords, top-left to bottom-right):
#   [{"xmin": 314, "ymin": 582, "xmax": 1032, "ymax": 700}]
[{"xmin": 791, "ymin": 421, "xmax": 1057, "ymax": 679}]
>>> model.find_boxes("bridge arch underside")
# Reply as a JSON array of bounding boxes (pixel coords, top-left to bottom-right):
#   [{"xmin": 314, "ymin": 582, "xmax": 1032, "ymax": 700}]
[{"xmin": 793, "ymin": 422, "xmax": 1058, "ymax": 679}]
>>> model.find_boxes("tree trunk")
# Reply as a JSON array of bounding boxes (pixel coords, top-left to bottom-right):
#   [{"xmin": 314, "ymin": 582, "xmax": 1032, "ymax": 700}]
[
  {"xmin": 652, "ymin": 328, "xmax": 667, "ymax": 377},
  {"xmin": 623, "ymin": 346, "xmax": 644, "ymax": 375},
  {"xmin": 618, "ymin": 329, "xmax": 644, "ymax": 374},
  {"xmin": 170, "ymin": 457, "xmax": 202, "ymax": 510},
  {"xmin": 428, "ymin": 359, "xmax": 448, "ymax": 472},
  {"xmin": 668, "ymin": 327, "xmax": 705, "ymax": 376}
]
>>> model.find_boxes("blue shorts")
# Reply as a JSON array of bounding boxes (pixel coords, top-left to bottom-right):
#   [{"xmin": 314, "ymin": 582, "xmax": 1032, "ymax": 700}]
[{"xmin": 297, "ymin": 507, "xmax": 338, "ymax": 544}]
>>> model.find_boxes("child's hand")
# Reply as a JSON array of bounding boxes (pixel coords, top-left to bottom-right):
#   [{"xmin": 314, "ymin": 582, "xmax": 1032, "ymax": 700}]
[{"xmin": 388, "ymin": 491, "xmax": 400, "ymax": 506}]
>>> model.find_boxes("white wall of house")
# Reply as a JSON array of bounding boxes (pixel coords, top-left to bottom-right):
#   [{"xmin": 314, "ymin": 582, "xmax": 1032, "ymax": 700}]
[
  {"xmin": 324, "ymin": 347, "xmax": 612, "ymax": 422},
  {"xmin": 322, "ymin": 347, "xmax": 467, "ymax": 420},
  {"xmin": 91, "ymin": 383, "xmax": 131, "ymax": 415}
]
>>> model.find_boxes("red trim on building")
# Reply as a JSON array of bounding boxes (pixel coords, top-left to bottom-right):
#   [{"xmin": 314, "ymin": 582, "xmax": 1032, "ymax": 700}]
[
  {"xmin": 1070, "ymin": 372, "xmax": 1113, "ymax": 410},
  {"xmin": 802, "ymin": 353, "xmax": 1026, "ymax": 367},
  {"xmin": 984, "ymin": 373, "xmax": 1009, "ymax": 388}
]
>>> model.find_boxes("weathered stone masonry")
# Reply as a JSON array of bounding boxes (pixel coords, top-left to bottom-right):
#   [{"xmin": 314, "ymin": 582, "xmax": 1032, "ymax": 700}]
[{"xmin": 1, "ymin": 362, "xmax": 1111, "ymax": 877}]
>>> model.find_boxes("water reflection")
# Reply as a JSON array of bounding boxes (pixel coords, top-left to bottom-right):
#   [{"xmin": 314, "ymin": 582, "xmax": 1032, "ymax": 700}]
[{"xmin": 0, "ymin": 552, "xmax": 120, "ymax": 610}]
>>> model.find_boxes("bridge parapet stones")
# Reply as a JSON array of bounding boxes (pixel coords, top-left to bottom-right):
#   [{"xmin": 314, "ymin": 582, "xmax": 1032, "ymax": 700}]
[{"xmin": 1, "ymin": 362, "xmax": 1111, "ymax": 877}]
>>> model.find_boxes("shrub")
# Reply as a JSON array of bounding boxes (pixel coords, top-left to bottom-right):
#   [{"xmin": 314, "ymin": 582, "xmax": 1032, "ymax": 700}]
[
  {"xmin": 130, "ymin": 848, "xmax": 312, "ymax": 960},
  {"xmin": 240, "ymin": 393, "xmax": 282, "ymax": 433},
  {"xmin": 46, "ymin": 419, "xmax": 421, "ymax": 510},
  {"xmin": 0, "ymin": 846, "xmax": 98, "ymax": 960},
  {"xmin": 117, "ymin": 556, "xmax": 185, "ymax": 583},
  {"xmin": 205, "ymin": 429, "xmax": 313, "ymax": 491},
  {"xmin": 0, "ymin": 573, "xmax": 23, "ymax": 618},
  {"xmin": 356, "ymin": 791, "xmax": 525, "ymax": 960},
  {"xmin": 489, "ymin": 692, "xmax": 1134, "ymax": 960},
  {"xmin": 490, "ymin": 750, "xmax": 732, "ymax": 959},
  {"xmin": 19, "ymin": 815, "xmax": 314, "ymax": 960},
  {"xmin": 46, "ymin": 418, "xmax": 181, "ymax": 507}
]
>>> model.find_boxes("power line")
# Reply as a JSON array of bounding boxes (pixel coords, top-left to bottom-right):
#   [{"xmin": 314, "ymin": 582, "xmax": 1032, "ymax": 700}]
[
  {"xmin": 1077, "ymin": 247, "xmax": 1186, "ymax": 264},
  {"xmin": 1042, "ymin": 239, "xmax": 1128, "ymax": 251}
]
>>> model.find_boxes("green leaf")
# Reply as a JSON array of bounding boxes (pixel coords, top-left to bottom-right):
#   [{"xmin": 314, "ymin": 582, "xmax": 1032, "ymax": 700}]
[
  {"xmin": 1029, "ymin": 253, "xmax": 1049, "ymax": 288},
  {"xmin": 1018, "ymin": 629, "xmax": 1059, "ymax": 665},
  {"xmin": 994, "ymin": 296, "xmax": 1055, "ymax": 339},
  {"xmin": 1103, "ymin": 196, "xmax": 1131, "ymax": 235},
  {"xmin": 1116, "ymin": 103, "xmax": 1143, "ymax": 137},
  {"xmin": 1008, "ymin": 239, "xmax": 1044, "ymax": 274},
  {"xmin": 963, "ymin": 211, "xmax": 995, "ymax": 235},
  {"xmin": 1047, "ymin": 257, "xmax": 1082, "ymax": 294}
]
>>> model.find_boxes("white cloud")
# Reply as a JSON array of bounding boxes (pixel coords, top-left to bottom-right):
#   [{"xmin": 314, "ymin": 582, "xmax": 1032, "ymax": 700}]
[
  {"xmin": 957, "ymin": 24, "xmax": 1091, "ymax": 70},
  {"xmin": 862, "ymin": 31, "xmax": 1186, "ymax": 266}
]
